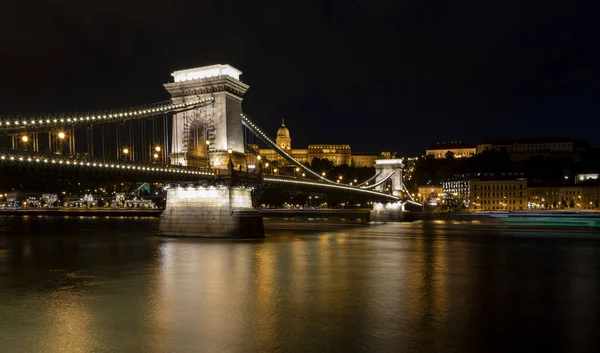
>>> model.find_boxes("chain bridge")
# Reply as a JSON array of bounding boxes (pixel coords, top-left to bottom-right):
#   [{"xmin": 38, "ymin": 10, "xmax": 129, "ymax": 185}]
[{"xmin": 0, "ymin": 64, "xmax": 419, "ymax": 237}]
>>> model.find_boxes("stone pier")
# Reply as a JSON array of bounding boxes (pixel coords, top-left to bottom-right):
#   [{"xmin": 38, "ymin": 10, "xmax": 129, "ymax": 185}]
[
  {"xmin": 158, "ymin": 186, "xmax": 264, "ymax": 238},
  {"xmin": 370, "ymin": 159, "xmax": 408, "ymax": 222},
  {"xmin": 370, "ymin": 201, "xmax": 405, "ymax": 222}
]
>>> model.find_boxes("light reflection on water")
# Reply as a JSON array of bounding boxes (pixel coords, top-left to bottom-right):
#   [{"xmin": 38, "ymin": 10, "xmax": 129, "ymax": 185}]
[{"xmin": 0, "ymin": 216, "xmax": 599, "ymax": 352}]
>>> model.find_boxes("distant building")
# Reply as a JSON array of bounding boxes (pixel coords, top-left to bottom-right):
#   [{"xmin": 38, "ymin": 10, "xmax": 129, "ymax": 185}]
[
  {"xmin": 527, "ymin": 185, "xmax": 600, "ymax": 210},
  {"xmin": 576, "ymin": 173, "xmax": 599, "ymax": 184},
  {"xmin": 442, "ymin": 174, "xmax": 475, "ymax": 203},
  {"xmin": 470, "ymin": 174, "xmax": 600, "ymax": 211},
  {"xmin": 426, "ymin": 141, "xmax": 475, "ymax": 159},
  {"xmin": 470, "ymin": 175, "xmax": 528, "ymax": 211},
  {"xmin": 417, "ymin": 185, "xmax": 443, "ymax": 205},
  {"xmin": 476, "ymin": 138, "xmax": 589, "ymax": 155},
  {"xmin": 253, "ymin": 120, "xmax": 389, "ymax": 167}
]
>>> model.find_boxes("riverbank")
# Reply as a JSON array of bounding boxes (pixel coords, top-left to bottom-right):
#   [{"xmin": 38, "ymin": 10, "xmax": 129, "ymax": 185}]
[
  {"xmin": 2, "ymin": 209, "xmax": 599, "ymax": 228},
  {"xmin": 0, "ymin": 209, "xmax": 161, "ymax": 217}
]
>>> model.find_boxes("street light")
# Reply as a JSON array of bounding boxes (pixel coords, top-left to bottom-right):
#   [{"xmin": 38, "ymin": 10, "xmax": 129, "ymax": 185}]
[
  {"xmin": 155, "ymin": 146, "xmax": 161, "ymax": 152},
  {"xmin": 257, "ymin": 155, "xmax": 262, "ymax": 161},
  {"xmin": 57, "ymin": 132, "xmax": 65, "ymax": 139},
  {"xmin": 122, "ymin": 148, "xmax": 129, "ymax": 155},
  {"xmin": 153, "ymin": 153, "xmax": 159, "ymax": 159},
  {"xmin": 21, "ymin": 136, "xmax": 28, "ymax": 143}
]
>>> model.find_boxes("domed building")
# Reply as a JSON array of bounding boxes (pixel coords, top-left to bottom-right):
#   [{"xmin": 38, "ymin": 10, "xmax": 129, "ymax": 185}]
[
  {"xmin": 276, "ymin": 120, "xmax": 291, "ymax": 150},
  {"xmin": 247, "ymin": 120, "xmax": 389, "ymax": 168}
]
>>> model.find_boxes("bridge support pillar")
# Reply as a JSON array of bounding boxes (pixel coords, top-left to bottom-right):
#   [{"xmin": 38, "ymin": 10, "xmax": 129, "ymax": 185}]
[
  {"xmin": 159, "ymin": 186, "xmax": 264, "ymax": 238},
  {"xmin": 370, "ymin": 201, "xmax": 405, "ymax": 222}
]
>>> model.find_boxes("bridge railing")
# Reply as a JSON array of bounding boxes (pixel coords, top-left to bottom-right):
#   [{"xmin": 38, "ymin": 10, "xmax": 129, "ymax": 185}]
[
  {"xmin": 0, "ymin": 149, "xmax": 216, "ymax": 177},
  {"xmin": 0, "ymin": 97, "xmax": 215, "ymax": 132}
]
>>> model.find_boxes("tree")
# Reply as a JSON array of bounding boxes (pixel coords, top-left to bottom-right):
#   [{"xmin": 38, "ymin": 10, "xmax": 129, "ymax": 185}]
[
  {"xmin": 310, "ymin": 157, "xmax": 334, "ymax": 172},
  {"xmin": 569, "ymin": 199, "xmax": 575, "ymax": 208},
  {"xmin": 445, "ymin": 150, "xmax": 455, "ymax": 159}
]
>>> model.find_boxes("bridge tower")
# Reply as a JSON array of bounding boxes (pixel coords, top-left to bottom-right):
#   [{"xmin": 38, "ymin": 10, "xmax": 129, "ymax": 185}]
[
  {"xmin": 159, "ymin": 64, "xmax": 264, "ymax": 238},
  {"xmin": 371, "ymin": 159, "xmax": 406, "ymax": 221},
  {"xmin": 373, "ymin": 159, "xmax": 404, "ymax": 196},
  {"xmin": 164, "ymin": 64, "xmax": 249, "ymax": 170}
]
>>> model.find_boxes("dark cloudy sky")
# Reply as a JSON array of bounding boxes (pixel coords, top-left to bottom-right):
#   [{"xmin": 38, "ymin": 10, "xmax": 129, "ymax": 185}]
[{"xmin": 2, "ymin": 0, "xmax": 599, "ymax": 155}]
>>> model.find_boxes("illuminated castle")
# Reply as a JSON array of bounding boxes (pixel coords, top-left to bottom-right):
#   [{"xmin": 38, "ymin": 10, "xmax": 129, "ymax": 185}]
[{"xmin": 249, "ymin": 120, "xmax": 389, "ymax": 168}]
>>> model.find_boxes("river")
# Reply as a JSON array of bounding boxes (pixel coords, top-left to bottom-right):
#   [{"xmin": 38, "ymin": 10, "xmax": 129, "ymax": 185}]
[{"xmin": 1, "ymin": 216, "xmax": 599, "ymax": 352}]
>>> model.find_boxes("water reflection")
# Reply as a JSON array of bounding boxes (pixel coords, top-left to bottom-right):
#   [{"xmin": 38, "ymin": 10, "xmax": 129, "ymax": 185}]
[{"xmin": 1, "ymin": 217, "xmax": 600, "ymax": 352}]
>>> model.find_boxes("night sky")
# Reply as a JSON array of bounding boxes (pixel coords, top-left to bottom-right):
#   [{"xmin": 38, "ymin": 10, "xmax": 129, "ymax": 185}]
[{"xmin": 2, "ymin": 1, "xmax": 599, "ymax": 155}]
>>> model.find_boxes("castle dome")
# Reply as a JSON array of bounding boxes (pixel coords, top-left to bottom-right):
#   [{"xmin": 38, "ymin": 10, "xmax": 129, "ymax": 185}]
[{"xmin": 277, "ymin": 119, "xmax": 290, "ymax": 138}]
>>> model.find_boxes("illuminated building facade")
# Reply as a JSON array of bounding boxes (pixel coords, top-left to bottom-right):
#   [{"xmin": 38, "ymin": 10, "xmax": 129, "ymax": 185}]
[
  {"xmin": 417, "ymin": 185, "xmax": 443, "ymax": 205},
  {"xmin": 470, "ymin": 176, "xmax": 528, "ymax": 211},
  {"xmin": 476, "ymin": 138, "xmax": 578, "ymax": 154},
  {"xmin": 527, "ymin": 186, "xmax": 600, "ymax": 210},
  {"xmin": 254, "ymin": 121, "xmax": 388, "ymax": 167},
  {"xmin": 426, "ymin": 141, "xmax": 475, "ymax": 159},
  {"xmin": 442, "ymin": 177, "xmax": 472, "ymax": 203},
  {"xmin": 576, "ymin": 173, "xmax": 599, "ymax": 184}
]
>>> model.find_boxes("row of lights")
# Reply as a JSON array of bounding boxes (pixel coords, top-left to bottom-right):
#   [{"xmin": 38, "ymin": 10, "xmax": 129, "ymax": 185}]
[
  {"xmin": 20, "ymin": 134, "xmax": 164, "ymax": 161},
  {"xmin": 0, "ymin": 98, "xmax": 214, "ymax": 129},
  {"xmin": 0, "ymin": 153, "xmax": 214, "ymax": 176},
  {"xmin": 241, "ymin": 115, "xmax": 334, "ymax": 183},
  {"xmin": 263, "ymin": 176, "xmax": 400, "ymax": 201},
  {"xmin": 20, "ymin": 131, "xmax": 66, "ymax": 143},
  {"xmin": 241, "ymin": 114, "xmax": 397, "ymax": 197}
]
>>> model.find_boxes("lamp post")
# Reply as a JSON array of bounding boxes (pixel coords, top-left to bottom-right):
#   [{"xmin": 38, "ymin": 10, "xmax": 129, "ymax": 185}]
[
  {"xmin": 227, "ymin": 148, "xmax": 233, "ymax": 172},
  {"xmin": 151, "ymin": 146, "xmax": 161, "ymax": 164},
  {"xmin": 202, "ymin": 140, "xmax": 210, "ymax": 167},
  {"xmin": 55, "ymin": 131, "xmax": 66, "ymax": 155},
  {"xmin": 122, "ymin": 148, "xmax": 129, "ymax": 160},
  {"xmin": 21, "ymin": 135, "xmax": 29, "ymax": 151}
]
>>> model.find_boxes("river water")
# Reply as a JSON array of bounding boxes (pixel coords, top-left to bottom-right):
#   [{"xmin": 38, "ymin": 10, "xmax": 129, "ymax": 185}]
[{"xmin": 1, "ymin": 216, "xmax": 599, "ymax": 352}]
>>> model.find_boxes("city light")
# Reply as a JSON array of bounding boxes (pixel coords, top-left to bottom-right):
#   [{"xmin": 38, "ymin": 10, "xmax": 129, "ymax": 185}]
[
  {"xmin": 227, "ymin": 148, "xmax": 233, "ymax": 154},
  {"xmin": 57, "ymin": 132, "xmax": 66, "ymax": 139},
  {"xmin": 155, "ymin": 146, "xmax": 161, "ymax": 152},
  {"xmin": 257, "ymin": 155, "xmax": 262, "ymax": 161},
  {"xmin": 153, "ymin": 153, "xmax": 159, "ymax": 159},
  {"xmin": 21, "ymin": 136, "xmax": 28, "ymax": 143},
  {"xmin": 0, "ymin": 97, "xmax": 215, "ymax": 131},
  {"xmin": 122, "ymin": 148, "xmax": 129, "ymax": 154}
]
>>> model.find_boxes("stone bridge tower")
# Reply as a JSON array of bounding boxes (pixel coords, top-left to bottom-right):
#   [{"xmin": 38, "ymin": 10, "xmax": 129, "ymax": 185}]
[
  {"xmin": 164, "ymin": 64, "xmax": 249, "ymax": 170},
  {"xmin": 371, "ymin": 159, "xmax": 406, "ymax": 222},
  {"xmin": 159, "ymin": 65, "xmax": 264, "ymax": 239},
  {"xmin": 374, "ymin": 159, "xmax": 404, "ymax": 197}
]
